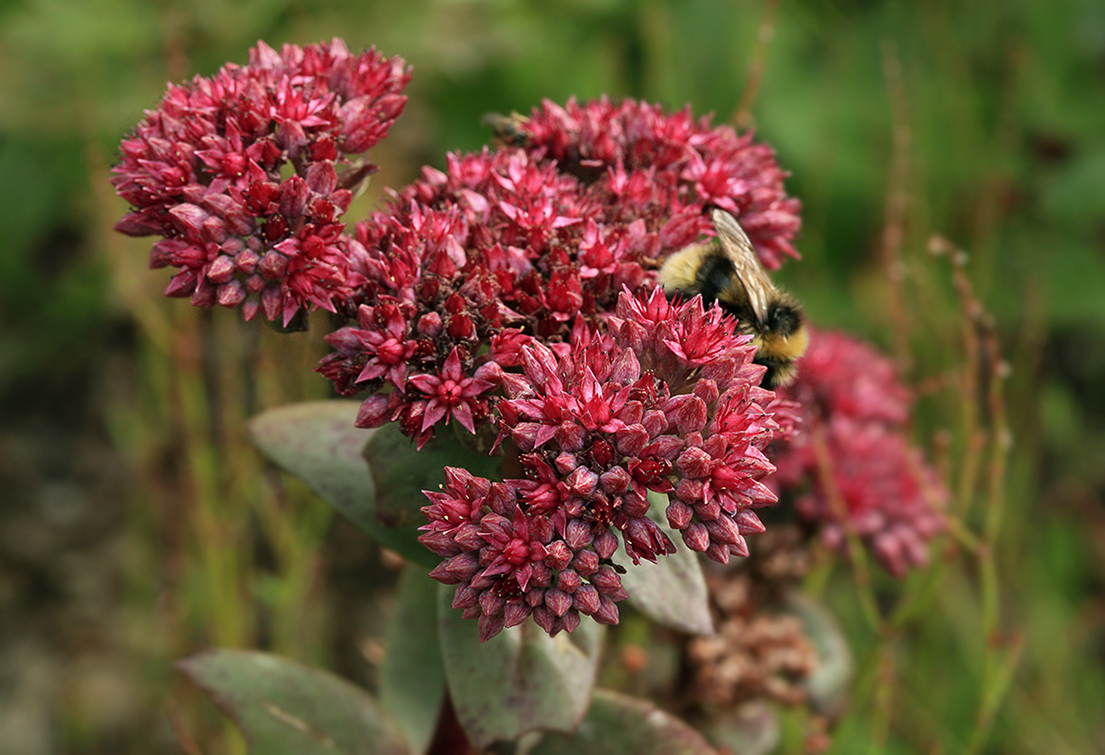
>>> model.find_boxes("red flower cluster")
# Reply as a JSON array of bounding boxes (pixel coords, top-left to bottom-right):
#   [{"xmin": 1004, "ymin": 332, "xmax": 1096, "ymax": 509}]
[
  {"xmin": 423, "ymin": 468, "xmax": 627, "ymax": 642},
  {"xmin": 786, "ymin": 328, "xmax": 911, "ymax": 425},
  {"xmin": 112, "ymin": 39, "xmax": 410, "ymax": 325},
  {"xmin": 419, "ymin": 290, "xmax": 783, "ymax": 640},
  {"xmin": 770, "ymin": 330, "xmax": 945, "ymax": 576},
  {"xmin": 515, "ymin": 97, "xmax": 802, "ymax": 269},
  {"xmin": 317, "ymin": 152, "xmax": 612, "ymax": 447},
  {"xmin": 114, "ymin": 44, "xmax": 815, "ymax": 639},
  {"xmin": 318, "ymin": 97, "xmax": 802, "ymax": 448}
]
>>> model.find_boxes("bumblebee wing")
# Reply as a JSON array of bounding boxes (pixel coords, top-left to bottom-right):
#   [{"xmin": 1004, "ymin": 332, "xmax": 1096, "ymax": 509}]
[{"xmin": 710, "ymin": 209, "xmax": 777, "ymax": 325}]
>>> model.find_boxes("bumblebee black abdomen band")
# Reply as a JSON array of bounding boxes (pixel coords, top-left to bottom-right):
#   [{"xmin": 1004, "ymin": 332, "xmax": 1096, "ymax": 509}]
[{"xmin": 694, "ymin": 255, "xmax": 736, "ymax": 305}]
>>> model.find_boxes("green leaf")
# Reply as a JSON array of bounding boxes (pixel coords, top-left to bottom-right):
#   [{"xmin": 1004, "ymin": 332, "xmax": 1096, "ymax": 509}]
[
  {"xmin": 699, "ymin": 700, "xmax": 779, "ymax": 755},
  {"xmin": 784, "ymin": 592, "xmax": 853, "ymax": 719},
  {"xmin": 177, "ymin": 649, "xmax": 409, "ymax": 755},
  {"xmin": 364, "ymin": 423, "xmax": 503, "ymax": 530},
  {"xmin": 437, "ymin": 585, "xmax": 605, "ymax": 750},
  {"xmin": 528, "ymin": 689, "xmax": 716, "ymax": 755},
  {"xmin": 616, "ymin": 492, "xmax": 713, "ymax": 635},
  {"xmin": 380, "ymin": 566, "xmax": 447, "ymax": 755},
  {"xmin": 247, "ymin": 401, "xmax": 434, "ymax": 566}
]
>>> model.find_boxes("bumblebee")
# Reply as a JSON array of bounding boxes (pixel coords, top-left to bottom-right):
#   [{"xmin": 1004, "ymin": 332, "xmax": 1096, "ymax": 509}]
[
  {"xmin": 659, "ymin": 209, "xmax": 809, "ymax": 388},
  {"xmin": 481, "ymin": 111, "xmax": 531, "ymax": 147}
]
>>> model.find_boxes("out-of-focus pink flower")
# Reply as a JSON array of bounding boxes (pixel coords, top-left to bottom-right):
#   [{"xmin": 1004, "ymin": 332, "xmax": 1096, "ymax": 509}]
[
  {"xmin": 770, "ymin": 329, "xmax": 946, "ymax": 576},
  {"xmin": 801, "ymin": 418, "xmax": 944, "ymax": 577},
  {"xmin": 782, "ymin": 329, "xmax": 912, "ymax": 426},
  {"xmin": 112, "ymin": 39, "xmax": 410, "ymax": 326}
]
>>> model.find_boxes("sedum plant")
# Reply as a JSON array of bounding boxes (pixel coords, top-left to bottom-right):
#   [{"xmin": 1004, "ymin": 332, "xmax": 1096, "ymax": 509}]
[{"xmin": 112, "ymin": 39, "xmax": 945, "ymax": 754}]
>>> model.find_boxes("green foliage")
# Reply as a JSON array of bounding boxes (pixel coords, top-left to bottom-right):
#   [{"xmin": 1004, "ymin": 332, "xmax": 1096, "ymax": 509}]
[
  {"xmin": 529, "ymin": 689, "xmax": 717, "ymax": 755},
  {"xmin": 177, "ymin": 650, "xmax": 410, "ymax": 755},
  {"xmin": 247, "ymin": 400, "xmax": 437, "ymax": 566},
  {"xmin": 616, "ymin": 492, "xmax": 714, "ymax": 636},
  {"xmin": 380, "ymin": 568, "xmax": 446, "ymax": 755},
  {"xmin": 363, "ymin": 423, "xmax": 502, "ymax": 530},
  {"xmin": 437, "ymin": 584, "xmax": 605, "ymax": 750},
  {"xmin": 179, "ymin": 562, "xmax": 722, "ymax": 754}
]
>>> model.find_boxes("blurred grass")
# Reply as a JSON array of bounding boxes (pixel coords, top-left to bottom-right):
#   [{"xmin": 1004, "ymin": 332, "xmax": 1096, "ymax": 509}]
[{"xmin": 1, "ymin": 0, "xmax": 1103, "ymax": 752}]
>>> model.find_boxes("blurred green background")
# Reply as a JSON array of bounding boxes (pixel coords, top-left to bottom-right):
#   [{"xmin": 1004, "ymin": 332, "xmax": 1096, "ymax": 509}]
[{"xmin": 1, "ymin": 0, "xmax": 1103, "ymax": 752}]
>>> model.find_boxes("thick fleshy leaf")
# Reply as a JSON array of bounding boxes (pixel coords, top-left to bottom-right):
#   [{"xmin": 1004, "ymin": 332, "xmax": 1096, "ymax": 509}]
[
  {"xmin": 247, "ymin": 401, "xmax": 434, "ymax": 566},
  {"xmin": 178, "ymin": 649, "xmax": 409, "ymax": 755},
  {"xmin": 529, "ymin": 689, "xmax": 715, "ymax": 755},
  {"xmin": 785, "ymin": 592, "xmax": 853, "ymax": 719},
  {"xmin": 700, "ymin": 700, "xmax": 779, "ymax": 755},
  {"xmin": 380, "ymin": 566, "xmax": 446, "ymax": 755},
  {"xmin": 437, "ymin": 585, "xmax": 604, "ymax": 750},
  {"xmin": 363, "ymin": 423, "xmax": 502, "ymax": 529},
  {"xmin": 616, "ymin": 491, "xmax": 713, "ymax": 635}
]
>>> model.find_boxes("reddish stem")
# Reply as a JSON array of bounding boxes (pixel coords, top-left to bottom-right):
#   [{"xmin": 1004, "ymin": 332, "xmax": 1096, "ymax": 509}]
[{"xmin": 427, "ymin": 691, "xmax": 476, "ymax": 755}]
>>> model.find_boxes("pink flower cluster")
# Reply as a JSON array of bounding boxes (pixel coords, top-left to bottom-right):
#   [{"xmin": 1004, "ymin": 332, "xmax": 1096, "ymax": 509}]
[
  {"xmin": 514, "ymin": 97, "xmax": 802, "ymax": 269},
  {"xmin": 319, "ymin": 97, "xmax": 802, "ymax": 448},
  {"xmin": 113, "ymin": 44, "xmax": 816, "ymax": 639},
  {"xmin": 419, "ymin": 290, "xmax": 783, "ymax": 640},
  {"xmin": 423, "ymin": 467, "xmax": 627, "ymax": 642},
  {"xmin": 770, "ymin": 330, "xmax": 946, "ymax": 576},
  {"xmin": 112, "ymin": 39, "xmax": 410, "ymax": 325},
  {"xmin": 316, "ymin": 152, "xmax": 601, "ymax": 447}
]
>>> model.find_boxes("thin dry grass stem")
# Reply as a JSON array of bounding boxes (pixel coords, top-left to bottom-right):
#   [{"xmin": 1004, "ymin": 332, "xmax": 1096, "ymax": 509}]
[
  {"xmin": 887, "ymin": 427, "xmax": 966, "ymax": 630},
  {"xmin": 731, "ymin": 0, "xmax": 780, "ymax": 130},
  {"xmin": 210, "ymin": 315, "xmax": 333, "ymax": 656},
  {"xmin": 168, "ymin": 699, "xmax": 206, "ymax": 755},
  {"xmin": 158, "ymin": 308, "xmax": 249, "ymax": 754},
  {"xmin": 981, "ymin": 322, "xmax": 1012, "ymax": 551},
  {"xmin": 970, "ymin": 311, "xmax": 1017, "ymax": 755},
  {"xmin": 868, "ymin": 645, "xmax": 897, "ymax": 755},
  {"xmin": 911, "ymin": 372, "xmax": 960, "ymax": 401},
  {"xmin": 879, "ymin": 38, "xmax": 914, "ymax": 375},
  {"xmin": 179, "ymin": 340, "xmax": 254, "ymax": 649},
  {"xmin": 967, "ymin": 631, "xmax": 1025, "ymax": 755},
  {"xmin": 172, "ymin": 310, "xmax": 332, "ymax": 749},
  {"xmin": 928, "ymin": 235, "xmax": 1018, "ymax": 755},
  {"xmin": 930, "ymin": 428, "xmax": 952, "ymax": 497},
  {"xmin": 254, "ymin": 462, "xmax": 332, "ymax": 659},
  {"xmin": 929, "ymin": 237, "xmax": 984, "ymax": 517},
  {"xmin": 834, "ymin": 220, "xmax": 1014, "ymax": 751},
  {"xmin": 808, "ymin": 418, "xmax": 880, "ymax": 630},
  {"xmin": 884, "ymin": 418, "xmax": 980, "ymax": 626},
  {"xmin": 931, "ymin": 510, "xmax": 981, "ymax": 553}
]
